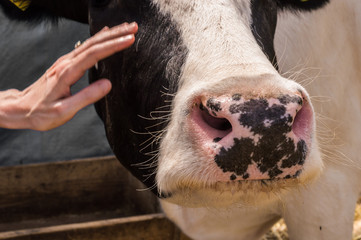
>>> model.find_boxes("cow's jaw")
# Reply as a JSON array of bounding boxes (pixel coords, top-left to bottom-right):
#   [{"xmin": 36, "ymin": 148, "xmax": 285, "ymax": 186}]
[{"xmin": 154, "ymin": 0, "xmax": 323, "ymax": 207}]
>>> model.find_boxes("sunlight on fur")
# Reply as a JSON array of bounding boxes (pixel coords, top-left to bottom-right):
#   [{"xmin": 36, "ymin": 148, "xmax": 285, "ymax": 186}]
[{"xmin": 262, "ymin": 198, "xmax": 361, "ymax": 240}]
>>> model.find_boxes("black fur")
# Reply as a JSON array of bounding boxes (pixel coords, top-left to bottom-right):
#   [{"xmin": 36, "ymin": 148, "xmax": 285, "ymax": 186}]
[
  {"xmin": 0, "ymin": 0, "xmax": 57, "ymax": 23},
  {"xmin": 250, "ymin": 0, "xmax": 278, "ymax": 68},
  {"xmin": 250, "ymin": 0, "xmax": 330, "ymax": 70},
  {"xmin": 88, "ymin": 1, "xmax": 188, "ymax": 196},
  {"xmin": 277, "ymin": 0, "xmax": 330, "ymax": 11},
  {"xmin": 0, "ymin": 0, "xmax": 88, "ymax": 23}
]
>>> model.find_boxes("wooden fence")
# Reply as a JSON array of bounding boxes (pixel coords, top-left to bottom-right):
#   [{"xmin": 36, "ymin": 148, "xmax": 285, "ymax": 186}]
[{"xmin": 0, "ymin": 156, "xmax": 190, "ymax": 240}]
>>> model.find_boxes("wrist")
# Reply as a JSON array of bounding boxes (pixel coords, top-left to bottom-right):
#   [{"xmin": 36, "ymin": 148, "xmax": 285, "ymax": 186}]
[{"xmin": 0, "ymin": 89, "xmax": 30, "ymax": 129}]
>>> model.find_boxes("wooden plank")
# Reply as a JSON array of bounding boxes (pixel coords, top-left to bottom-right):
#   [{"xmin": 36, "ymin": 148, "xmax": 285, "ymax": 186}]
[
  {"xmin": 0, "ymin": 156, "xmax": 160, "ymax": 227},
  {"xmin": 0, "ymin": 214, "xmax": 192, "ymax": 240}
]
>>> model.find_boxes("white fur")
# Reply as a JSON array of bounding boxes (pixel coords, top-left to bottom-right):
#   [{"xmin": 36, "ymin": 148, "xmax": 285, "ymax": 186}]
[
  {"xmin": 152, "ymin": 0, "xmax": 361, "ymax": 239},
  {"xmin": 275, "ymin": 0, "xmax": 361, "ymax": 239}
]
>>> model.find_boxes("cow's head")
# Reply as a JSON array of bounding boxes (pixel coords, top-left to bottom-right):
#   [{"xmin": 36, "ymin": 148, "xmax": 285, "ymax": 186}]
[{"xmin": 1, "ymin": 0, "xmax": 329, "ymax": 207}]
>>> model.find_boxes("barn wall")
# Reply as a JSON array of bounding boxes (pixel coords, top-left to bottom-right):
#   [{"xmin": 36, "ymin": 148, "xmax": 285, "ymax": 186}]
[{"xmin": 0, "ymin": 12, "xmax": 113, "ymax": 166}]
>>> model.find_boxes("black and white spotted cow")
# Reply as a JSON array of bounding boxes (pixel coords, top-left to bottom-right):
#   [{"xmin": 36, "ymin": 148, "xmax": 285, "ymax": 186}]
[{"xmin": 1, "ymin": 0, "xmax": 361, "ymax": 239}]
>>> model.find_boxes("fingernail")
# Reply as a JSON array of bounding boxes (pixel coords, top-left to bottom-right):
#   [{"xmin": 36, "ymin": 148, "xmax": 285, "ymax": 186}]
[
  {"xmin": 129, "ymin": 22, "xmax": 137, "ymax": 28},
  {"xmin": 122, "ymin": 34, "xmax": 134, "ymax": 41}
]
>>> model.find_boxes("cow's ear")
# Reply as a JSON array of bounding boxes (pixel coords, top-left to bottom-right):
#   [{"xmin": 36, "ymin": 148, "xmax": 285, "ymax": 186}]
[{"xmin": 0, "ymin": 0, "xmax": 89, "ymax": 24}]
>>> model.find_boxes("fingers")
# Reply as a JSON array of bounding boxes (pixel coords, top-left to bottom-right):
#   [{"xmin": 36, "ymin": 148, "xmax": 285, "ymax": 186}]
[
  {"xmin": 71, "ymin": 22, "xmax": 138, "ymax": 58},
  {"xmin": 21, "ymin": 22, "xmax": 137, "ymax": 131},
  {"xmin": 61, "ymin": 22, "xmax": 138, "ymax": 86},
  {"xmin": 65, "ymin": 34, "xmax": 135, "ymax": 85},
  {"xmin": 60, "ymin": 79, "xmax": 112, "ymax": 118},
  {"xmin": 21, "ymin": 79, "xmax": 112, "ymax": 131}
]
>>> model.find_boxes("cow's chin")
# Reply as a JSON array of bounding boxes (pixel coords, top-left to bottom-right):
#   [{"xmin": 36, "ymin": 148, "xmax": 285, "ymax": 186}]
[{"xmin": 157, "ymin": 147, "xmax": 323, "ymax": 208}]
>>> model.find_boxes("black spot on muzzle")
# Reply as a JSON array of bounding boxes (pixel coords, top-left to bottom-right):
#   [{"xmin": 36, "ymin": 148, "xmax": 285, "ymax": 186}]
[{"xmin": 215, "ymin": 96, "xmax": 307, "ymax": 179}]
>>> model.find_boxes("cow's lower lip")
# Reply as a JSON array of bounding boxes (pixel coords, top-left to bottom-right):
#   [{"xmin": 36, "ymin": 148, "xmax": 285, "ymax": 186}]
[
  {"xmin": 160, "ymin": 178, "xmax": 299, "ymax": 198},
  {"xmin": 159, "ymin": 178, "xmax": 301, "ymax": 207}
]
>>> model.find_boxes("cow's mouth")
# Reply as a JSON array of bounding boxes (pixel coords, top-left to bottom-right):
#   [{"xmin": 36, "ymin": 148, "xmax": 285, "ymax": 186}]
[
  {"xmin": 159, "ymin": 177, "xmax": 302, "ymax": 207},
  {"xmin": 160, "ymin": 177, "xmax": 299, "ymax": 197}
]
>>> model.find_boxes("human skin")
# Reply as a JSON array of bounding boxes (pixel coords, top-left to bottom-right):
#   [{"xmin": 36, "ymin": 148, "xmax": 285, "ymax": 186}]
[{"xmin": 0, "ymin": 22, "xmax": 138, "ymax": 131}]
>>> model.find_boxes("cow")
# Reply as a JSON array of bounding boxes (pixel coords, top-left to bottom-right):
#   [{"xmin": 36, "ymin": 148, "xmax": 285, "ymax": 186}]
[{"xmin": 1, "ymin": 0, "xmax": 360, "ymax": 239}]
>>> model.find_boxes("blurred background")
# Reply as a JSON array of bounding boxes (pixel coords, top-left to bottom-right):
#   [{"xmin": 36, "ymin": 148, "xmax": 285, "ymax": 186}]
[
  {"xmin": 0, "ymin": 11, "xmax": 113, "ymax": 166},
  {"xmin": 0, "ymin": 12, "xmax": 167, "ymax": 240}
]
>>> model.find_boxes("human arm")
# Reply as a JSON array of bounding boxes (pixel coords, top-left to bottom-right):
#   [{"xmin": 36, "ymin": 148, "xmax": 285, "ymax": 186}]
[{"xmin": 0, "ymin": 22, "xmax": 138, "ymax": 131}]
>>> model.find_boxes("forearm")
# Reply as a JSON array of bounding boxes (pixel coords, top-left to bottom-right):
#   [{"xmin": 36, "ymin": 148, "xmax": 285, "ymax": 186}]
[{"xmin": 0, "ymin": 89, "xmax": 30, "ymax": 129}]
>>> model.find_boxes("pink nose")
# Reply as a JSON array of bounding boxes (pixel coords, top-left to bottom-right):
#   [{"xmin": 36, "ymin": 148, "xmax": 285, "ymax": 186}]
[{"xmin": 188, "ymin": 93, "xmax": 313, "ymax": 180}]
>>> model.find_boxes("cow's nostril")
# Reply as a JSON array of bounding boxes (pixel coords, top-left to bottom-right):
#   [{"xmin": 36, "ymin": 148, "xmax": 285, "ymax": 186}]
[
  {"xmin": 200, "ymin": 108, "xmax": 232, "ymax": 131},
  {"xmin": 291, "ymin": 98, "xmax": 312, "ymax": 140},
  {"xmin": 189, "ymin": 101, "xmax": 233, "ymax": 146}
]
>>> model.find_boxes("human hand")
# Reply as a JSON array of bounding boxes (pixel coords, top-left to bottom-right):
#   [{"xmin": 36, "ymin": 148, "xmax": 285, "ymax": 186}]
[{"xmin": 0, "ymin": 22, "xmax": 138, "ymax": 131}]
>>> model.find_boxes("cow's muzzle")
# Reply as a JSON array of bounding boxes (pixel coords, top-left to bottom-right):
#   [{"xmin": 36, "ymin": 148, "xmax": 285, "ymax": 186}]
[{"xmin": 187, "ymin": 90, "xmax": 314, "ymax": 181}]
